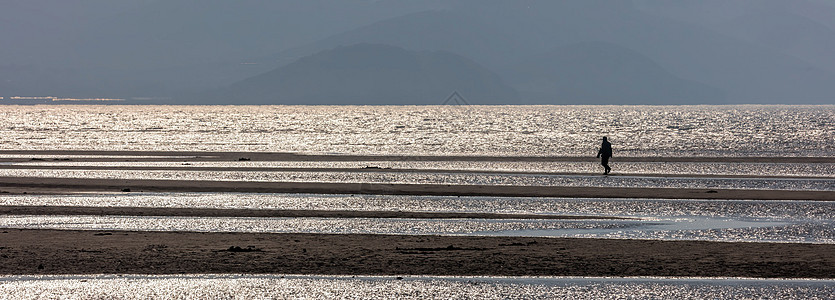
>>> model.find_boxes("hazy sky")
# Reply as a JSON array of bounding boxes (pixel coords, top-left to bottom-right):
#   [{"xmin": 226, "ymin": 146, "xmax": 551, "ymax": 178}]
[{"xmin": 2, "ymin": 0, "xmax": 834, "ymax": 104}]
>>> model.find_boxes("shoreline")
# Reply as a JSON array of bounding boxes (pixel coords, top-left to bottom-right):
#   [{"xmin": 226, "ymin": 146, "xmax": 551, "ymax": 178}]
[{"xmin": 2, "ymin": 229, "xmax": 833, "ymax": 278}]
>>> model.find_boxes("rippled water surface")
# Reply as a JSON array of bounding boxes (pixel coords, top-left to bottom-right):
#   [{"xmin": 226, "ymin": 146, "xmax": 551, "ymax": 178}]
[
  {"xmin": 1, "ymin": 168, "xmax": 832, "ymax": 191},
  {"xmin": 1, "ymin": 275, "xmax": 833, "ymax": 299},
  {"xmin": 15, "ymin": 160, "xmax": 835, "ymax": 178},
  {"xmin": 2, "ymin": 194, "xmax": 833, "ymax": 243},
  {"xmin": 7, "ymin": 214, "xmax": 826, "ymax": 243},
  {"xmin": 2, "ymin": 193, "xmax": 831, "ymax": 219},
  {"xmin": 1, "ymin": 105, "xmax": 832, "ymax": 156}
]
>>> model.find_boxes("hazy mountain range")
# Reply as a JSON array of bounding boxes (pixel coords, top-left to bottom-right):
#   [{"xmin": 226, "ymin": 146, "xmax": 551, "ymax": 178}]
[
  {"xmin": 195, "ymin": 43, "xmax": 518, "ymax": 105},
  {"xmin": 2, "ymin": 0, "xmax": 835, "ymax": 104}
]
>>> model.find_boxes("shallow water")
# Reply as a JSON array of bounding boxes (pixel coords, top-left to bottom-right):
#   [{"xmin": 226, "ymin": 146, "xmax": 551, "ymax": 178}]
[
  {"xmin": 1, "ymin": 275, "xmax": 833, "ymax": 299},
  {"xmin": 15, "ymin": 160, "xmax": 835, "ymax": 178},
  {"xmin": 2, "ymin": 194, "xmax": 833, "ymax": 243},
  {"xmin": 6, "ymin": 214, "xmax": 824, "ymax": 243},
  {"xmin": 1, "ymin": 105, "xmax": 832, "ymax": 157},
  {"xmin": 2, "ymin": 193, "xmax": 832, "ymax": 220},
  {"xmin": 1, "ymin": 168, "xmax": 832, "ymax": 190},
  {"xmin": 0, "ymin": 155, "xmax": 200, "ymax": 159}
]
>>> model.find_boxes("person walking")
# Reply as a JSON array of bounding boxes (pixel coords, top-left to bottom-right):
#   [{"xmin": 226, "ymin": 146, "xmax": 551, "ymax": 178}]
[{"xmin": 597, "ymin": 136, "xmax": 612, "ymax": 174}]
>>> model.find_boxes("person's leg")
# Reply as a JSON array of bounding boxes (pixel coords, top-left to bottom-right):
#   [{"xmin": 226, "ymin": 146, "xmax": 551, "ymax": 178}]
[{"xmin": 601, "ymin": 156, "xmax": 610, "ymax": 174}]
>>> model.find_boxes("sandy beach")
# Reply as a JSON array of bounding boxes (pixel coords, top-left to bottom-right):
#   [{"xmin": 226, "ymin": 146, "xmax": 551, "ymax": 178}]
[{"xmin": 1, "ymin": 150, "xmax": 833, "ymax": 278}]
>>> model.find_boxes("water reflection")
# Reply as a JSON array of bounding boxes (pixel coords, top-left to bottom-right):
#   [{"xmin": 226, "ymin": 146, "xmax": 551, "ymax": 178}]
[
  {"xmin": 0, "ymin": 168, "xmax": 832, "ymax": 190},
  {"xmin": 2, "ymin": 194, "xmax": 833, "ymax": 243},
  {"xmin": 1, "ymin": 105, "xmax": 832, "ymax": 157},
  {"xmin": 2, "ymin": 193, "xmax": 833, "ymax": 220},
  {"xmin": 15, "ymin": 160, "xmax": 835, "ymax": 178},
  {"xmin": 1, "ymin": 274, "xmax": 833, "ymax": 299},
  {"xmin": 1, "ymin": 214, "xmax": 831, "ymax": 243}
]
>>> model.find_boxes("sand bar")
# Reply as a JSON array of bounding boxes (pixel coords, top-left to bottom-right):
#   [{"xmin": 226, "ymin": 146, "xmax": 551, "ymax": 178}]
[
  {"xmin": 1, "ymin": 229, "xmax": 833, "ymax": 278},
  {"xmin": 0, "ymin": 177, "xmax": 832, "ymax": 200}
]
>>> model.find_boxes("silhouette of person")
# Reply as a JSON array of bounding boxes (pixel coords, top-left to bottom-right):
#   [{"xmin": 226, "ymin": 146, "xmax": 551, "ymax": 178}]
[{"xmin": 597, "ymin": 136, "xmax": 612, "ymax": 174}]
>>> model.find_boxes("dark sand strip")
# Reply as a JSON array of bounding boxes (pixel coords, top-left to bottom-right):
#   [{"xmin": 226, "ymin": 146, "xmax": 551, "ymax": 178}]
[
  {"xmin": 0, "ymin": 206, "xmax": 623, "ymax": 220},
  {"xmin": 1, "ymin": 150, "xmax": 832, "ymax": 163},
  {"xmin": 1, "ymin": 165, "xmax": 830, "ymax": 179},
  {"xmin": 1, "ymin": 229, "xmax": 833, "ymax": 278},
  {"xmin": 0, "ymin": 177, "xmax": 832, "ymax": 200}
]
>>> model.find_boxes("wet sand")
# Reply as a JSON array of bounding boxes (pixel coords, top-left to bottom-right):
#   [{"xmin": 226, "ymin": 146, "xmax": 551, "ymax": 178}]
[{"xmin": 1, "ymin": 229, "xmax": 833, "ymax": 278}]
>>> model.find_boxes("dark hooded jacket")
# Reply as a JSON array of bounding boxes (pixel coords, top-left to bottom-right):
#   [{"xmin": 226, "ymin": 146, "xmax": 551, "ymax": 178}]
[{"xmin": 598, "ymin": 140, "xmax": 612, "ymax": 158}]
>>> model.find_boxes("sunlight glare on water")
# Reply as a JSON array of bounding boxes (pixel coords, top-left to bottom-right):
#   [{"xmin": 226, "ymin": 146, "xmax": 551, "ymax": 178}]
[
  {"xmin": 1, "ymin": 105, "xmax": 833, "ymax": 296},
  {"xmin": 2, "ymin": 193, "xmax": 833, "ymax": 220},
  {"xmin": 0, "ymin": 275, "xmax": 833, "ymax": 299},
  {"xmin": 0, "ymin": 168, "xmax": 831, "ymax": 190},
  {"xmin": 2, "ymin": 214, "xmax": 831, "ymax": 243},
  {"xmin": 16, "ymin": 160, "xmax": 835, "ymax": 178},
  {"xmin": 2, "ymin": 194, "xmax": 833, "ymax": 243},
  {"xmin": 0, "ymin": 105, "xmax": 832, "ymax": 157}
]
